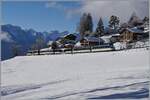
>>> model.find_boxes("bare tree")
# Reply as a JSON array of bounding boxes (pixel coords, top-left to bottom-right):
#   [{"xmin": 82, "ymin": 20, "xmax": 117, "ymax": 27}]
[
  {"xmin": 35, "ymin": 36, "xmax": 45, "ymax": 55},
  {"xmin": 86, "ymin": 13, "xmax": 93, "ymax": 33},
  {"xmin": 30, "ymin": 44, "xmax": 37, "ymax": 54},
  {"xmin": 12, "ymin": 44, "xmax": 21, "ymax": 56}
]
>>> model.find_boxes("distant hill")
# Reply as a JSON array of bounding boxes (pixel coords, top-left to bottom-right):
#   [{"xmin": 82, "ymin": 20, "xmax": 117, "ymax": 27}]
[{"xmin": 1, "ymin": 24, "xmax": 69, "ymax": 60}]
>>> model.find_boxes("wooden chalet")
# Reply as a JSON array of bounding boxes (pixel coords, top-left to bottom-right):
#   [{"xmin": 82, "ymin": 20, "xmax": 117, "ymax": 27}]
[
  {"xmin": 119, "ymin": 27, "xmax": 149, "ymax": 43},
  {"xmin": 58, "ymin": 34, "xmax": 77, "ymax": 48}
]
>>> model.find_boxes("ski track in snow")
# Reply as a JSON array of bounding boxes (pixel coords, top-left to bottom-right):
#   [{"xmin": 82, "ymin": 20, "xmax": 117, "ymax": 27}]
[
  {"xmin": 1, "ymin": 48, "xmax": 149, "ymax": 100},
  {"xmin": 1, "ymin": 79, "xmax": 70, "ymax": 96}
]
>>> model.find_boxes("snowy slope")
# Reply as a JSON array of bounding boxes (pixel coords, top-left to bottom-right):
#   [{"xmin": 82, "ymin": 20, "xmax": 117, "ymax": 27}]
[{"xmin": 1, "ymin": 48, "xmax": 149, "ymax": 100}]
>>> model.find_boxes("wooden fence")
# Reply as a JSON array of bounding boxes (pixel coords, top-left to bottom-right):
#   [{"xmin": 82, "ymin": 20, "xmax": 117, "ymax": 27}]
[
  {"xmin": 27, "ymin": 44, "xmax": 113, "ymax": 56},
  {"xmin": 27, "ymin": 42, "xmax": 149, "ymax": 56}
]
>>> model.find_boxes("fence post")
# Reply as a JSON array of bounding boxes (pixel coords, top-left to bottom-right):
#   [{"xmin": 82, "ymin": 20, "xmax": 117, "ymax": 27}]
[
  {"xmin": 90, "ymin": 45, "xmax": 92, "ymax": 52},
  {"xmin": 71, "ymin": 46, "xmax": 74, "ymax": 54}
]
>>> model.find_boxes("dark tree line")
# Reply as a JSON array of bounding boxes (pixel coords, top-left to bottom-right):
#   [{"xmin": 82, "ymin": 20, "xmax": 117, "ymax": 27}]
[
  {"xmin": 78, "ymin": 13, "xmax": 120, "ymax": 38},
  {"xmin": 78, "ymin": 12, "xmax": 148, "ymax": 39}
]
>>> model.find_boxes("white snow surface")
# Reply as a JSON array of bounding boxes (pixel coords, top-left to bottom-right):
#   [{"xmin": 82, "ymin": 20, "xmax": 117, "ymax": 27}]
[
  {"xmin": 1, "ymin": 48, "xmax": 149, "ymax": 100},
  {"xmin": 113, "ymin": 42, "xmax": 127, "ymax": 50}
]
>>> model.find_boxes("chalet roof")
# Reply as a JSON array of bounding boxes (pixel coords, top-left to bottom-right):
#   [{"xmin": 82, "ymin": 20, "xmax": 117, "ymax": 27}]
[
  {"xmin": 84, "ymin": 36, "xmax": 104, "ymax": 42},
  {"xmin": 64, "ymin": 34, "xmax": 76, "ymax": 37},
  {"xmin": 104, "ymin": 27, "xmax": 119, "ymax": 34},
  {"xmin": 120, "ymin": 27, "xmax": 145, "ymax": 34},
  {"xmin": 63, "ymin": 40, "xmax": 76, "ymax": 44},
  {"xmin": 101, "ymin": 34, "xmax": 120, "ymax": 38},
  {"xmin": 100, "ymin": 36, "xmax": 111, "ymax": 43},
  {"xmin": 111, "ymin": 34, "xmax": 120, "ymax": 37},
  {"xmin": 144, "ymin": 29, "xmax": 149, "ymax": 33},
  {"xmin": 47, "ymin": 41, "xmax": 53, "ymax": 46},
  {"xmin": 127, "ymin": 27, "xmax": 144, "ymax": 34}
]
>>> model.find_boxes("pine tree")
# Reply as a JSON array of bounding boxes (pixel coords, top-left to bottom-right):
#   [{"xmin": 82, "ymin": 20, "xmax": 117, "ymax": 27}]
[
  {"xmin": 86, "ymin": 13, "xmax": 93, "ymax": 33},
  {"xmin": 96, "ymin": 17, "xmax": 104, "ymax": 36},
  {"xmin": 78, "ymin": 13, "xmax": 87, "ymax": 38}
]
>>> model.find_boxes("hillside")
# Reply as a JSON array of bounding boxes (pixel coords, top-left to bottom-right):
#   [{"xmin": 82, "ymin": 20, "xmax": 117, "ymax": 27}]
[{"xmin": 1, "ymin": 48, "xmax": 149, "ymax": 100}]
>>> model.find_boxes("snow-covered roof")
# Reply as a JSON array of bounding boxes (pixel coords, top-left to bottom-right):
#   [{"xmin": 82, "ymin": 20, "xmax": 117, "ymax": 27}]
[
  {"xmin": 111, "ymin": 34, "xmax": 120, "ymax": 37},
  {"xmin": 75, "ymin": 41, "xmax": 81, "ymax": 47},
  {"xmin": 144, "ymin": 30, "xmax": 149, "ymax": 33},
  {"xmin": 101, "ymin": 36, "xmax": 111, "ymax": 43},
  {"xmin": 63, "ymin": 34, "xmax": 76, "ymax": 38},
  {"xmin": 47, "ymin": 41, "xmax": 53, "ymax": 45},
  {"xmin": 101, "ymin": 35, "xmax": 112, "ymax": 39},
  {"xmin": 64, "ymin": 40, "xmax": 76, "ymax": 44},
  {"xmin": 100, "ymin": 34, "xmax": 120, "ymax": 43},
  {"xmin": 104, "ymin": 27, "xmax": 119, "ymax": 34},
  {"xmin": 120, "ymin": 27, "xmax": 148, "ymax": 34},
  {"xmin": 84, "ymin": 37, "xmax": 104, "ymax": 42},
  {"xmin": 127, "ymin": 27, "xmax": 144, "ymax": 34},
  {"xmin": 101, "ymin": 34, "xmax": 120, "ymax": 39}
]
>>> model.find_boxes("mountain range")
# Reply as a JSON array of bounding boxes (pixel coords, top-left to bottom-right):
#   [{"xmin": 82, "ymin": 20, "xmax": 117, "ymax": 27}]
[{"xmin": 1, "ymin": 24, "xmax": 70, "ymax": 60}]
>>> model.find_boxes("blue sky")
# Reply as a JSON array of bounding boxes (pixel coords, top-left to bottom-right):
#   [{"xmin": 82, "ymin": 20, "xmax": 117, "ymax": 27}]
[
  {"xmin": 2, "ymin": 0, "xmax": 148, "ymax": 33},
  {"xmin": 2, "ymin": 1, "xmax": 82, "ymax": 33}
]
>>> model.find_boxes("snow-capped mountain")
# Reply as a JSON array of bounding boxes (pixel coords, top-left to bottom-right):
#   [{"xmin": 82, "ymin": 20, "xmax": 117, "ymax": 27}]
[{"xmin": 1, "ymin": 24, "xmax": 69, "ymax": 60}]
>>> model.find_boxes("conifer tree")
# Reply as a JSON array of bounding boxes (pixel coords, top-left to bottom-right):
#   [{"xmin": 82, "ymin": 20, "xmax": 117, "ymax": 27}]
[{"xmin": 96, "ymin": 17, "xmax": 104, "ymax": 36}]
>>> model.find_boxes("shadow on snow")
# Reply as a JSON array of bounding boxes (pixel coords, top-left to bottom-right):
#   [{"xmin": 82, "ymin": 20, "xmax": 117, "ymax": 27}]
[
  {"xmin": 44, "ymin": 81, "xmax": 149, "ymax": 100},
  {"xmin": 88, "ymin": 88, "xmax": 149, "ymax": 99}
]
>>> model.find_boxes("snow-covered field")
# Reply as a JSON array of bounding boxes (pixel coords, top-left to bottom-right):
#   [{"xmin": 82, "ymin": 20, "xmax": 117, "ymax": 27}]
[{"xmin": 1, "ymin": 48, "xmax": 149, "ymax": 100}]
